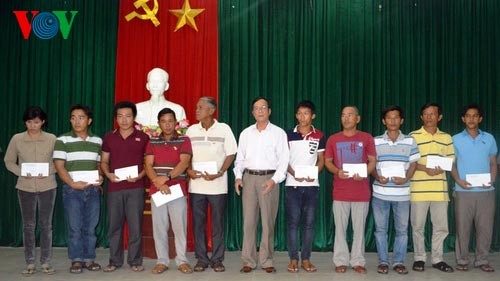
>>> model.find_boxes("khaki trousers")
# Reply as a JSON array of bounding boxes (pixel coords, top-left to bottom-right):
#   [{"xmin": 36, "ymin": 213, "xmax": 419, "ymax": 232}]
[
  {"xmin": 241, "ymin": 173, "xmax": 279, "ymax": 268},
  {"xmin": 410, "ymin": 201, "xmax": 449, "ymax": 264}
]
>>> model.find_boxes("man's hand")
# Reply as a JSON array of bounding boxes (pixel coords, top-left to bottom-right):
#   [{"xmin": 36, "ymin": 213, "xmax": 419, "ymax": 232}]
[
  {"xmin": 106, "ymin": 173, "xmax": 121, "ymax": 183},
  {"xmin": 71, "ymin": 181, "xmax": 90, "ymax": 190},
  {"xmin": 338, "ymin": 169, "xmax": 349, "ymax": 179},
  {"xmin": 391, "ymin": 177, "xmax": 407, "ymax": 185},
  {"xmin": 202, "ymin": 172, "xmax": 220, "ymax": 181},
  {"xmin": 187, "ymin": 169, "xmax": 202, "ymax": 179},
  {"xmin": 455, "ymin": 179, "xmax": 472, "ymax": 189},
  {"xmin": 425, "ymin": 166, "xmax": 444, "ymax": 176},
  {"xmin": 376, "ymin": 175, "xmax": 389, "ymax": 184},
  {"xmin": 234, "ymin": 179, "xmax": 243, "ymax": 196},
  {"xmin": 126, "ymin": 176, "xmax": 140, "ymax": 183},
  {"xmin": 294, "ymin": 176, "xmax": 305, "ymax": 182},
  {"xmin": 261, "ymin": 179, "xmax": 276, "ymax": 195},
  {"xmin": 352, "ymin": 173, "xmax": 365, "ymax": 181},
  {"xmin": 304, "ymin": 177, "xmax": 315, "ymax": 182},
  {"xmin": 152, "ymin": 176, "xmax": 168, "ymax": 187},
  {"xmin": 159, "ymin": 184, "xmax": 171, "ymax": 194}
]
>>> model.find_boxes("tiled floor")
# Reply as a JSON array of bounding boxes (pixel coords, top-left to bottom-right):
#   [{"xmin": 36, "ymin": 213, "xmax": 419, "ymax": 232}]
[{"xmin": 1, "ymin": 247, "xmax": 498, "ymax": 281}]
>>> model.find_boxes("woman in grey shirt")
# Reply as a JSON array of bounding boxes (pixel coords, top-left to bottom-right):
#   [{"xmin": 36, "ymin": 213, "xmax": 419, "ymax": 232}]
[{"xmin": 4, "ymin": 106, "xmax": 57, "ymax": 275}]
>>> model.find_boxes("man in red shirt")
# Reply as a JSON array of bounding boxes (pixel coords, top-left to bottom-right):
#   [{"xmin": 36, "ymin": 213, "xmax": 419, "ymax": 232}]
[
  {"xmin": 101, "ymin": 101, "xmax": 149, "ymax": 273},
  {"xmin": 325, "ymin": 106, "xmax": 376, "ymax": 274}
]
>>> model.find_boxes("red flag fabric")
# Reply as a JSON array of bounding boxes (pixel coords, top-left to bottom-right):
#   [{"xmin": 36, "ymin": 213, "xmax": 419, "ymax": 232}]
[{"xmin": 114, "ymin": 0, "xmax": 219, "ymax": 253}]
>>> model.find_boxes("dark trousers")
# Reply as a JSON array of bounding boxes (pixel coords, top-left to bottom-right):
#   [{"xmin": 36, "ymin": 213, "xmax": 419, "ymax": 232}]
[
  {"xmin": 18, "ymin": 189, "xmax": 56, "ymax": 265},
  {"xmin": 107, "ymin": 188, "xmax": 145, "ymax": 266},
  {"xmin": 190, "ymin": 193, "xmax": 227, "ymax": 265},
  {"xmin": 285, "ymin": 186, "xmax": 319, "ymax": 260}
]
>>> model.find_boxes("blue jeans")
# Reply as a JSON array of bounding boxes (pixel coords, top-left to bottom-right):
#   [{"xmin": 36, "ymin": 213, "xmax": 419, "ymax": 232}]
[
  {"xmin": 285, "ymin": 186, "xmax": 319, "ymax": 260},
  {"xmin": 62, "ymin": 184, "xmax": 100, "ymax": 262},
  {"xmin": 372, "ymin": 197, "xmax": 409, "ymax": 266}
]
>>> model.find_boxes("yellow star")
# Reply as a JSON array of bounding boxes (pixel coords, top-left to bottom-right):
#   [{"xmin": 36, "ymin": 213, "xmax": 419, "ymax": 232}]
[{"xmin": 169, "ymin": 0, "xmax": 205, "ymax": 32}]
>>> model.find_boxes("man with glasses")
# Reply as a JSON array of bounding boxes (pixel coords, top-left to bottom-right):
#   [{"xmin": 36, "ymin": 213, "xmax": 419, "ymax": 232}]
[{"xmin": 233, "ymin": 97, "xmax": 289, "ymax": 274}]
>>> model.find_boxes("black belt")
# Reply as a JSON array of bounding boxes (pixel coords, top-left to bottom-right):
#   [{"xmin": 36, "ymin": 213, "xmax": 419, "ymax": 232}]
[{"xmin": 245, "ymin": 169, "xmax": 275, "ymax": 176}]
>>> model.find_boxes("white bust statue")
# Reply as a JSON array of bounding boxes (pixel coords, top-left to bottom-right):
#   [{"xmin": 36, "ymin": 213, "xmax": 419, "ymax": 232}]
[{"xmin": 135, "ymin": 68, "xmax": 187, "ymax": 126}]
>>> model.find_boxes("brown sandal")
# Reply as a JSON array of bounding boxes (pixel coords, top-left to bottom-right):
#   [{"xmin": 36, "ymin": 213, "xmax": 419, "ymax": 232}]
[
  {"xmin": 301, "ymin": 260, "xmax": 317, "ymax": 272},
  {"xmin": 151, "ymin": 263, "xmax": 168, "ymax": 274},
  {"xmin": 393, "ymin": 264, "xmax": 408, "ymax": 274},
  {"xmin": 287, "ymin": 259, "xmax": 299, "ymax": 273},
  {"xmin": 477, "ymin": 264, "xmax": 495, "ymax": 273},
  {"xmin": 377, "ymin": 264, "xmax": 389, "ymax": 274},
  {"xmin": 335, "ymin": 265, "xmax": 347, "ymax": 273}
]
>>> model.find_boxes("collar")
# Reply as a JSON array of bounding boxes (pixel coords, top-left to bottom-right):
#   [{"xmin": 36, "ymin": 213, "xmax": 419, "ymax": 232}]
[
  {"xmin": 252, "ymin": 121, "xmax": 272, "ymax": 131},
  {"xmin": 460, "ymin": 128, "xmax": 484, "ymax": 138},
  {"xmin": 112, "ymin": 128, "xmax": 139, "ymax": 137},
  {"xmin": 70, "ymin": 129, "xmax": 95, "ymax": 139},
  {"xmin": 195, "ymin": 119, "xmax": 218, "ymax": 131},
  {"xmin": 419, "ymin": 126, "xmax": 442, "ymax": 136},
  {"xmin": 22, "ymin": 131, "xmax": 48, "ymax": 141},
  {"xmin": 293, "ymin": 125, "xmax": 316, "ymax": 137},
  {"xmin": 159, "ymin": 131, "xmax": 180, "ymax": 141},
  {"xmin": 382, "ymin": 130, "xmax": 405, "ymax": 142}
]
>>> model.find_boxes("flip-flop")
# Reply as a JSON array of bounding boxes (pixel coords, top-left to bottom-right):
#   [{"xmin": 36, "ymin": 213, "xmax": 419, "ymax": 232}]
[
  {"xmin": 477, "ymin": 264, "xmax": 495, "ymax": 273},
  {"xmin": 432, "ymin": 261, "xmax": 454, "ymax": 273}
]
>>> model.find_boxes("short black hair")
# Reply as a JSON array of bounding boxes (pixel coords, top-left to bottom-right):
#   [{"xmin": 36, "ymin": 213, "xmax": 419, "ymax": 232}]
[
  {"xmin": 70, "ymin": 104, "xmax": 93, "ymax": 119},
  {"xmin": 157, "ymin": 107, "xmax": 176, "ymax": 121},
  {"xmin": 381, "ymin": 105, "xmax": 405, "ymax": 120},
  {"xmin": 251, "ymin": 97, "xmax": 271, "ymax": 109},
  {"xmin": 461, "ymin": 103, "xmax": 482, "ymax": 117},
  {"xmin": 23, "ymin": 106, "xmax": 48, "ymax": 126},
  {"xmin": 114, "ymin": 101, "xmax": 137, "ymax": 118},
  {"xmin": 420, "ymin": 102, "xmax": 442, "ymax": 116},
  {"xmin": 295, "ymin": 100, "xmax": 316, "ymax": 114}
]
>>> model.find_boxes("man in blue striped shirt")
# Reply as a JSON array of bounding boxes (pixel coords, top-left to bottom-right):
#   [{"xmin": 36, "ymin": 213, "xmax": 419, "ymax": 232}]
[{"xmin": 370, "ymin": 106, "xmax": 420, "ymax": 275}]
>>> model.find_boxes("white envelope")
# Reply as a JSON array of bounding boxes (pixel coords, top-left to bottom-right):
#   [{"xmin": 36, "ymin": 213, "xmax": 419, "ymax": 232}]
[
  {"xmin": 426, "ymin": 155, "xmax": 453, "ymax": 171},
  {"xmin": 21, "ymin": 162, "xmax": 49, "ymax": 177},
  {"xmin": 114, "ymin": 165, "xmax": 139, "ymax": 181},
  {"xmin": 466, "ymin": 173, "xmax": 491, "ymax": 187},
  {"xmin": 294, "ymin": 165, "xmax": 318, "ymax": 179},
  {"xmin": 380, "ymin": 165, "xmax": 406, "ymax": 178},
  {"xmin": 342, "ymin": 163, "xmax": 367, "ymax": 178},
  {"xmin": 192, "ymin": 161, "xmax": 218, "ymax": 175},
  {"xmin": 151, "ymin": 184, "xmax": 184, "ymax": 207},
  {"xmin": 69, "ymin": 170, "xmax": 100, "ymax": 184}
]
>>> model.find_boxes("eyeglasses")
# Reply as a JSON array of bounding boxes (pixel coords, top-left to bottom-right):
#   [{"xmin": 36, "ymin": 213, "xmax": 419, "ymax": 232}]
[{"xmin": 253, "ymin": 105, "xmax": 268, "ymax": 112}]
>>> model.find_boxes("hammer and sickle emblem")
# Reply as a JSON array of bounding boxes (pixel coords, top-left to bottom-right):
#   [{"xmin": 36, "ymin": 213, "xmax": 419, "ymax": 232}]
[{"xmin": 125, "ymin": 0, "xmax": 160, "ymax": 27}]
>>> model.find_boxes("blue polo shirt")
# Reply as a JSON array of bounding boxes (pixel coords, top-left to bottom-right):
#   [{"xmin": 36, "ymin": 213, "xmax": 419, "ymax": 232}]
[{"xmin": 452, "ymin": 129, "xmax": 497, "ymax": 192}]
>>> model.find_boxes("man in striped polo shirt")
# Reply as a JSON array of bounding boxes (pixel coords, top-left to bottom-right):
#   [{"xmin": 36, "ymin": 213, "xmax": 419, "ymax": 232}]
[
  {"xmin": 371, "ymin": 106, "xmax": 420, "ymax": 275},
  {"xmin": 186, "ymin": 97, "xmax": 237, "ymax": 273},
  {"xmin": 409, "ymin": 103, "xmax": 455, "ymax": 273},
  {"xmin": 53, "ymin": 104, "xmax": 103, "ymax": 274}
]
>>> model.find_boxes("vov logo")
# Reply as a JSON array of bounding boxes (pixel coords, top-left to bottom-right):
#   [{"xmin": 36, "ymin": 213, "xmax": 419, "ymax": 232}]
[{"xmin": 13, "ymin": 11, "xmax": 78, "ymax": 40}]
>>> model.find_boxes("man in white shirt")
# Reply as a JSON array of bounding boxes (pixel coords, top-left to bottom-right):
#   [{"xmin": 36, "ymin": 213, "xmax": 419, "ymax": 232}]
[
  {"xmin": 233, "ymin": 97, "xmax": 289, "ymax": 274},
  {"xmin": 186, "ymin": 97, "xmax": 237, "ymax": 273}
]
